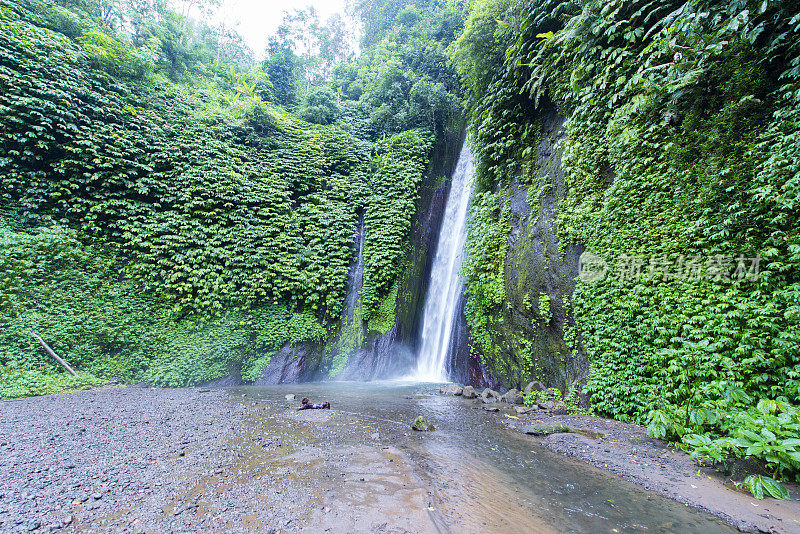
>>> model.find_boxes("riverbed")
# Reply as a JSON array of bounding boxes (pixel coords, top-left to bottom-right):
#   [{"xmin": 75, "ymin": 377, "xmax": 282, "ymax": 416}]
[{"xmin": 0, "ymin": 383, "xmax": 764, "ymax": 532}]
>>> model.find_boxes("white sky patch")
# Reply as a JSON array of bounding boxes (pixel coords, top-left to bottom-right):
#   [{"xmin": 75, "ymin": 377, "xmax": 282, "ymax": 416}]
[{"xmin": 212, "ymin": 0, "xmax": 350, "ymax": 58}]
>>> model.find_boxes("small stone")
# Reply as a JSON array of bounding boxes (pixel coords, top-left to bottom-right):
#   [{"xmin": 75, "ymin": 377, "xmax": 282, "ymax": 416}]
[
  {"xmin": 515, "ymin": 406, "xmax": 535, "ymax": 415},
  {"xmin": 482, "ymin": 405, "xmax": 499, "ymax": 412},
  {"xmin": 92, "ymin": 492, "xmax": 102, "ymax": 500},
  {"xmin": 285, "ymin": 394, "xmax": 296, "ymax": 401},
  {"xmin": 62, "ymin": 515, "xmax": 73, "ymax": 526},
  {"xmin": 439, "ymin": 384, "xmax": 463, "ymax": 396},
  {"xmin": 411, "ymin": 416, "xmax": 435, "ymax": 432}
]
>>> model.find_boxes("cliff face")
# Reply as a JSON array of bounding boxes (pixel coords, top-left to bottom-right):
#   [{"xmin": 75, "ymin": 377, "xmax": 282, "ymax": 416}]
[
  {"xmin": 226, "ymin": 113, "xmax": 585, "ymax": 390},
  {"xmin": 465, "ymin": 112, "xmax": 587, "ymax": 391},
  {"xmin": 255, "ymin": 124, "xmax": 469, "ymax": 384},
  {"xmin": 333, "ymin": 123, "xmax": 468, "ymax": 381}
]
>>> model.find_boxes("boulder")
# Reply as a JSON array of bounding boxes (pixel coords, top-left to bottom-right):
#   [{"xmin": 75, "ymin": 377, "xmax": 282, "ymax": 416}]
[
  {"xmin": 500, "ymin": 389, "xmax": 524, "ymax": 405},
  {"xmin": 515, "ymin": 406, "xmax": 536, "ymax": 415},
  {"xmin": 480, "ymin": 388, "xmax": 501, "ymax": 404},
  {"xmin": 537, "ymin": 400, "xmax": 556, "ymax": 411},
  {"xmin": 411, "ymin": 416, "xmax": 435, "ymax": 432},
  {"xmin": 523, "ymin": 381, "xmax": 546, "ymax": 395},
  {"xmin": 439, "ymin": 384, "xmax": 463, "ymax": 396},
  {"xmin": 461, "ymin": 386, "xmax": 477, "ymax": 399}
]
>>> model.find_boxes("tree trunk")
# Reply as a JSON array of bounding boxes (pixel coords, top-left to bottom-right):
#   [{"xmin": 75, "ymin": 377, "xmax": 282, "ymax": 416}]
[
  {"xmin": 17, "ymin": 314, "xmax": 77, "ymax": 376},
  {"xmin": 30, "ymin": 330, "xmax": 77, "ymax": 376}
]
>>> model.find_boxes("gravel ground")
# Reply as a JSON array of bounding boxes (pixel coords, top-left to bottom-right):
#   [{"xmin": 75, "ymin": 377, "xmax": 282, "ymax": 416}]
[
  {"xmin": 0, "ymin": 386, "xmax": 500, "ymax": 533},
  {"xmin": 1, "ymin": 386, "xmax": 252, "ymax": 532},
  {"xmin": 3, "ymin": 385, "xmax": 791, "ymax": 533}
]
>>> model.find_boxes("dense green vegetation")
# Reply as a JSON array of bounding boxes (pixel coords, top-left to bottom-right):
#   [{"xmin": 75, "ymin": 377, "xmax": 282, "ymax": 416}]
[
  {"xmin": 452, "ymin": 0, "xmax": 800, "ymax": 496},
  {"xmin": 0, "ymin": 0, "xmax": 465, "ymax": 395},
  {"xmin": 3, "ymin": 0, "xmax": 798, "ymax": 501}
]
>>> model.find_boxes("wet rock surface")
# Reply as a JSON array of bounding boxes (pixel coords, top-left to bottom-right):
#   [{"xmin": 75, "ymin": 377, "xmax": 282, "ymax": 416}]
[
  {"xmin": 438, "ymin": 384, "xmax": 462, "ymax": 396},
  {"xmin": 0, "ymin": 386, "xmax": 443, "ymax": 533},
  {"xmin": 479, "ymin": 388, "xmax": 500, "ymax": 404},
  {"xmin": 461, "ymin": 385, "xmax": 477, "ymax": 399},
  {"xmin": 523, "ymin": 424, "xmax": 570, "ymax": 436},
  {"xmin": 500, "ymin": 409, "xmax": 800, "ymax": 533},
  {"xmin": 500, "ymin": 389, "xmax": 524, "ymax": 405},
  {"xmin": 442, "ymin": 381, "xmax": 800, "ymax": 533}
]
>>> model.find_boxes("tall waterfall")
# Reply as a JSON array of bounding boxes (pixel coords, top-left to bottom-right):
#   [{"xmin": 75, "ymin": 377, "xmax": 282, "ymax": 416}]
[{"xmin": 412, "ymin": 143, "xmax": 475, "ymax": 382}]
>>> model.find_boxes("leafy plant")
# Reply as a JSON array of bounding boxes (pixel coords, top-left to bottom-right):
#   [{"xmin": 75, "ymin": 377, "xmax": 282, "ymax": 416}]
[{"xmin": 451, "ymin": 0, "xmax": 800, "ymax": 498}]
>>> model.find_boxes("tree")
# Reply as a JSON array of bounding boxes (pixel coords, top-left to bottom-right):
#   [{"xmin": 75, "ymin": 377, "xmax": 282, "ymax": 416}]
[
  {"xmin": 301, "ymin": 86, "xmax": 340, "ymax": 125},
  {"xmin": 264, "ymin": 35, "xmax": 301, "ymax": 108}
]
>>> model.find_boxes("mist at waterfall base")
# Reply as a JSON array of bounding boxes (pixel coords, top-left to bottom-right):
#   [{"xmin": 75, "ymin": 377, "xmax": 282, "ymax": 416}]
[{"xmin": 408, "ymin": 142, "xmax": 474, "ymax": 383}]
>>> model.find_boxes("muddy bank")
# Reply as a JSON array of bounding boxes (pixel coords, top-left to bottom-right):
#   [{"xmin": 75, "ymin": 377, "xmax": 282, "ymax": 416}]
[
  {"xmin": 477, "ymin": 399, "xmax": 800, "ymax": 533},
  {"xmin": 1, "ymin": 384, "xmax": 740, "ymax": 533}
]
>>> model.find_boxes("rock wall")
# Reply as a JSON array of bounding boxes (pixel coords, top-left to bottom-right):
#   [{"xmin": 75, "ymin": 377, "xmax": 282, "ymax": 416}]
[
  {"xmin": 465, "ymin": 111, "xmax": 587, "ymax": 391},
  {"xmin": 445, "ymin": 290, "xmax": 499, "ymax": 389},
  {"xmin": 207, "ymin": 114, "xmax": 579, "ymax": 389},
  {"xmin": 256, "ymin": 122, "xmax": 472, "ymax": 384}
]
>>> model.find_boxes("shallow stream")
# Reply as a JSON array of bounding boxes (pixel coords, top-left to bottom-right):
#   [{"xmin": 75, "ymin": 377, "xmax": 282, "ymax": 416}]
[{"xmin": 231, "ymin": 382, "xmax": 733, "ymax": 533}]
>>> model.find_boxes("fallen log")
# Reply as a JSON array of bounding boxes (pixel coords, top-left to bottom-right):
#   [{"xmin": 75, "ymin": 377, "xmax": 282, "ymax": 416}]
[{"xmin": 17, "ymin": 314, "xmax": 77, "ymax": 376}]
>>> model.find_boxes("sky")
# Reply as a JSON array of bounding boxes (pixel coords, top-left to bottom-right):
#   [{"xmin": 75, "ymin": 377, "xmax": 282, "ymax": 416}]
[{"xmin": 211, "ymin": 0, "xmax": 351, "ymax": 58}]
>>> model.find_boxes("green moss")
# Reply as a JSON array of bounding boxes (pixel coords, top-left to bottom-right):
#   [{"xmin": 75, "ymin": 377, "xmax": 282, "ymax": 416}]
[
  {"xmin": 453, "ymin": 0, "xmax": 800, "ymax": 492},
  {"xmin": 367, "ymin": 281, "xmax": 398, "ymax": 335},
  {"xmin": 327, "ymin": 295, "xmax": 365, "ymax": 378}
]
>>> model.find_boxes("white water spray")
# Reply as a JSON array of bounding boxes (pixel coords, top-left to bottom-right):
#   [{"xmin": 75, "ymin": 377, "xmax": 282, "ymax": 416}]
[{"xmin": 412, "ymin": 143, "xmax": 475, "ymax": 382}]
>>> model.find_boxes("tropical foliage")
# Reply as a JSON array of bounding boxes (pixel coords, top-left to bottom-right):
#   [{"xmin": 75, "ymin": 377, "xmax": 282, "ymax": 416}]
[
  {"xmin": 451, "ymin": 0, "xmax": 800, "ymax": 496},
  {"xmin": 0, "ymin": 0, "xmax": 464, "ymax": 395}
]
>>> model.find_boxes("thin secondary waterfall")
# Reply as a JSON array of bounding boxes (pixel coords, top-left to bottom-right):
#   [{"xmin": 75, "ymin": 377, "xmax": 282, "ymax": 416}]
[
  {"xmin": 345, "ymin": 213, "xmax": 365, "ymax": 323},
  {"xmin": 412, "ymin": 143, "xmax": 475, "ymax": 382}
]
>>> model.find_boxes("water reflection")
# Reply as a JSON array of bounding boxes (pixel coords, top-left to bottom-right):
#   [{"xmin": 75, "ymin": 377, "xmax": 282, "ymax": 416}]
[{"xmin": 230, "ymin": 382, "xmax": 734, "ymax": 533}]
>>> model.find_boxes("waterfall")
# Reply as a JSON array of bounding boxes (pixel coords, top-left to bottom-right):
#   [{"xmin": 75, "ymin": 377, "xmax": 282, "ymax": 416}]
[
  {"xmin": 345, "ymin": 213, "xmax": 365, "ymax": 323},
  {"xmin": 412, "ymin": 142, "xmax": 475, "ymax": 382}
]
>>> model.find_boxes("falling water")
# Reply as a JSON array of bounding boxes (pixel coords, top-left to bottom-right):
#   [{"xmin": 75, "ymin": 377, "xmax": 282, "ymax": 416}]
[
  {"xmin": 413, "ymin": 143, "xmax": 475, "ymax": 382},
  {"xmin": 345, "ymin": 213, "xmax": 365, "ymax": 323}
]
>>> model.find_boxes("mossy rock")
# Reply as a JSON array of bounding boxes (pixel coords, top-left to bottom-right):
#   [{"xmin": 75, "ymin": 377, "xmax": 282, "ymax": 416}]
[
  {"xmin": 411, "ymin": 416, "xmax": 435, "ymax": 432},
  {"xmin": 523, "ymin": 423, "xmax": 570, "ymax": 436}
]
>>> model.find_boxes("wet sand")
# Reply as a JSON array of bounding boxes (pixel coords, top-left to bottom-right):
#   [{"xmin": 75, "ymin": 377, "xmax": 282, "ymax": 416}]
[
  {"xmin": 497, "ymin": 405, "xmax": 800, "ymax": 533},
  {"xmin": 0, "ymin": 384, "xmax": 764, "ymax": 533}
]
